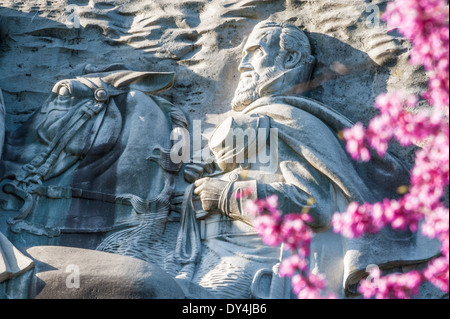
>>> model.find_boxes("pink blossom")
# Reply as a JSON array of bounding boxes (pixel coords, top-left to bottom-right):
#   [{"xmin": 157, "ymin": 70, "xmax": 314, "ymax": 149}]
[
  {"xmin": 280, "ymin": 255, "xmax": 308, "ymax": 277},
  {"xmin": 384, "ymin": 0, "xmax": 449, "ymax": 109},
  {"xmin": 266, "ymin": 195, "xmax": 279, "ymax": 212},
  {"xmin": 338, "ymin": 0, "xmax": 449, "ymax": 298},
  {"xmin": 250, "ymin": 0, "xmax": 449, "ymax": 298},
  {"xmin": 254, "ymin": 214, "xmax": 283, "ymax": 247},
  {"xmin": 423, "ymin": 256, "xmax": 449, "ymax": 293},
  {"xmin": 280, "ymin": 213, "xmax": 313, "ymax": 252},
  {"xmin": 247, "ymin": 195, "xmax": 332, "ymax": 298},
  {"xmin": 359, "ymin": 268, "xmax": 423, "ymax": 299},
  {"xmin": 331, "ymin": 202, "xmax": 388, "ymax": 238},
  {"xmin": 421, "ymin": 206, "xmax": 449, "ymax": 257},
  {"xmin": 343, "ymin": 123, "xmax": 372, "ymax": 161},
  {"xmin": 291, "ymin": 273, "xmax": 333, "ymax": 299},
  {"xmin": 244, "ymin": 199, "xmax": 261, "ymax": 216}
]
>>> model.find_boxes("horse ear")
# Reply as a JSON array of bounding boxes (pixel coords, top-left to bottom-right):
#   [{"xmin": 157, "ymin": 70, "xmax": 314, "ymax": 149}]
[{"xmin": 101, "ymin": 71, "xmax": 175, "ymax": 94}]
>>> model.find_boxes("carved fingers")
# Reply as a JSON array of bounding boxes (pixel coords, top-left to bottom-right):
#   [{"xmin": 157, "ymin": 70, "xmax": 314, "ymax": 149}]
[{"xmin": 193, "ymin": 177, "xmax": 227, "ymax": 212}]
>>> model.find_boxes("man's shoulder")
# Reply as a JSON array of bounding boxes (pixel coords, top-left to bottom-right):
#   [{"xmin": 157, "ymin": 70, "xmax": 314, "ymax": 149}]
[
  {"xmin": 244, "ymin": 95, "xmax": 331, "ymax": 124},
  {"xmin": 247, "ymin": 95, "xmax": 354, "ymax": 134}
]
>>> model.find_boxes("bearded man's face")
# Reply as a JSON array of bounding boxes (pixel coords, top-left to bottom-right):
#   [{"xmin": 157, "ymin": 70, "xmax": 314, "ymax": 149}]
[{"xmin": 231, "ymin": 27, "xmax": 285, "ymax": 111}]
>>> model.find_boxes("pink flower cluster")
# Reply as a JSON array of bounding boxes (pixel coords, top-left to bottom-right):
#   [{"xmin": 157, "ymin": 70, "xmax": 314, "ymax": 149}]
[
  {"xmin": 245, "ymin": 195, "xmax": 335, "ymax": 299},
  {"xmin": 279, "ymin": 254, "xmax": 330, "ymax": 299},
  {"xmin": 359, "ymin": 267, "xmax": 423, "ymax": 299},
  {"xmin": 339, "ymin": 0, "xmax": 449, "ymax": 298},
  {"xmin": 331, "ymin": 199, "xmax": 423, "ymax": 238},
  {"xmin": 245, "ymin": 0, "xmax": 449, "ymax": 299},
  {"xmin": 384, "ymin": 0, "xmax": 449, "ymax": 110},
  {"xmin": 357, "ymin": 207, "xmax": 448, "ymax": 298},
  {"xmin": 245, "ymin": 195, "xmax": 313, "ymax": 252},
  {"xmin": 423, "ymin": 256, "xmax": 449, "ymax": 293},
  {"xmin": 343, "ymin": 92, "xmax": 447, "ymax": 161},
  {"xmin": 422, "ymin": 207, "xmax": 449, "ymax": 293}
]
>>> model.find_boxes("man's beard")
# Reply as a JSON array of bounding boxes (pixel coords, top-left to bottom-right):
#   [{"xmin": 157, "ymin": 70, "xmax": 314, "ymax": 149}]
[
  {"xmin": 231, "ymin": 72, "xmax": 259, "ymax": 111},
  {"xmin": 231, "ymin": 66, "xmax": 282, "ymax": 112}
]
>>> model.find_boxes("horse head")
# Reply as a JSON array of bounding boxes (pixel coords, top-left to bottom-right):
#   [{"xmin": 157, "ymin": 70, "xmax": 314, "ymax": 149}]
[{"xmin": 0, "ymin": 70, "xmax": 185, "ymax": 245}]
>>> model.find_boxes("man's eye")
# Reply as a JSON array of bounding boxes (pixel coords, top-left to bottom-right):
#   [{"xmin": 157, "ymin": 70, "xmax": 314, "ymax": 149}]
[{"xmin": 256, "ymin": 48, "xmax": 264, "ymax": 55}]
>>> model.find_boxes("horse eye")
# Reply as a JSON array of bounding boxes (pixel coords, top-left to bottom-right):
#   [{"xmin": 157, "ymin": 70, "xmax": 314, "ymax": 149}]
[{"xmin": 58, "ymin": 86, "xmax": 70, "ymax": 96}]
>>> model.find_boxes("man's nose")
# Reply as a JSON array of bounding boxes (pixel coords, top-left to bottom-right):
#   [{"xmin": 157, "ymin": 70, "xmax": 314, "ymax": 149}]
[{"xmin": 238, "ymin": 55, "xmax": 253, "ymax": 73}]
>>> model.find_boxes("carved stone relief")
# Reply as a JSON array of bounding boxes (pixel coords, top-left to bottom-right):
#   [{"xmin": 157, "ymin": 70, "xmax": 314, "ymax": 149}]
[{"xmin": 0, "ymin": 0, "xmax": 444, "ymax": 299}]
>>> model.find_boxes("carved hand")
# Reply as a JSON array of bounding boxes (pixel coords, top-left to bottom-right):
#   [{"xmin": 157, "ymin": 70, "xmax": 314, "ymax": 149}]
[{"xmin": 193, "ymin": 177, "xmax": 228, "ymax": 212}]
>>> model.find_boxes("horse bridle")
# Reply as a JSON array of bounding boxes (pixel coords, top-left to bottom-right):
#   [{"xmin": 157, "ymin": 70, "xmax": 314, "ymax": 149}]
[{"xmin": 2, "ymin": 77, "xmax": 112, "ymax": 223}]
